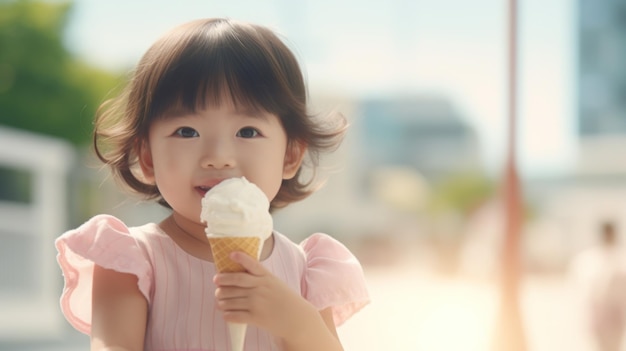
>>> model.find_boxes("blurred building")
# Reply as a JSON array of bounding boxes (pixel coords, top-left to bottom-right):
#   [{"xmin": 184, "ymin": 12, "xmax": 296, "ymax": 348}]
[
  {"xmin": 577, "ymin": 0, "xmax": 626, "ymax": 136},
  {"xmin": 577, "ymin": 0, "xmax": 626, "ymax": 174},
  {"xmin": 356, "ymin": 95, "xmax": 482, "ymax": 182},
  {"xmin": 574, "ymin": 0, "xmax": 626, "ymax": 194}
]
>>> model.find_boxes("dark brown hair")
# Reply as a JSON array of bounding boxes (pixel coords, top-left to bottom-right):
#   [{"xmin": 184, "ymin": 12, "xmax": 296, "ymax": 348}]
[{"xmin": 94, "ymin": 18, "xmax": 347, "ymax": 210}]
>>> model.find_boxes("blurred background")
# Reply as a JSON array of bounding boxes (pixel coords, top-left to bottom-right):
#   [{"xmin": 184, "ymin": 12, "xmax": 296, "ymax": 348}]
[{"xmin": 1, "ymin": 0, "xmax": 626, "ymax": 350}]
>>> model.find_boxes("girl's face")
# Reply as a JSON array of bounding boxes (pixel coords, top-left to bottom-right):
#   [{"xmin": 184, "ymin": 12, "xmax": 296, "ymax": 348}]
[{"xmin": 139, "ymin": 99, "xmax": 304, "ymax": 230}]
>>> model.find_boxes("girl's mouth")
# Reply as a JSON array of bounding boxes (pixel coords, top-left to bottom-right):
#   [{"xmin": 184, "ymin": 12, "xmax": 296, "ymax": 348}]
[
  {"xmin": 196, "ymin": 186, "xmax": 211, "ymax": 196},
  {"xmin": 197, "ymin": 178, "xmax": 230, "ymax": 196}
]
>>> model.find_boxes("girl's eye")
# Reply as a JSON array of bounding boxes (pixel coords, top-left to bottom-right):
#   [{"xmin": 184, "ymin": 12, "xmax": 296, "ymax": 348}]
[
  {"xmin": 236, "ymin": 127, "xmax": 260, "ymax": 138},
  {"xmin": 175, "ymin": 127, "xmax": 199, "ymax": 138}
]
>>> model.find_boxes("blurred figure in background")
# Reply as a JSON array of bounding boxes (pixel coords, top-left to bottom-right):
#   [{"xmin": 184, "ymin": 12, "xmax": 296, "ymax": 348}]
[{"xmin": 570, "ymin": 221, "xmax": 626, "ymax": 351}]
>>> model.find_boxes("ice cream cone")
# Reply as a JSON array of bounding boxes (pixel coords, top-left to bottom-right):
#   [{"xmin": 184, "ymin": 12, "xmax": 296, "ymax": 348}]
[
  {"xmin": 209, "ymin": 236, "xmax": 261, "ymax": 351},
  {"xmin": 228, "ymin": 322, "xmax": 248, "ymax": 351},
  {"xmin": 209, "ymin": 236, "xmax": 261, "ymax": 273}
]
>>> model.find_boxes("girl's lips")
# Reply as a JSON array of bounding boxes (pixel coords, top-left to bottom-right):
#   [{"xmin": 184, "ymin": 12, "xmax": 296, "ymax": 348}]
[
  {"xmin": 196, "ymin": 186, "xmax": 210, "ymax": 197},
  {"xmin": 196, "ymin": 178, "xmax": 230, "ymax": 196}
]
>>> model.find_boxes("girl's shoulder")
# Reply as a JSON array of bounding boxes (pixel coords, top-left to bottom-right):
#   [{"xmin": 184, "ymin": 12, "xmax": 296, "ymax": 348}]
[
  {"xmin": 272, "ymin": 231, "xmax": 357, "ymax": 261},
  {"xmin": 55, "ymin": 214, "xmax": 156, "ymax": 335},
  {"xmin": 56, "ymin": 214, "xmax": 165, "ymax": 259},
  {"xmin": 61, "ymin": 213, "xmax": 167, "ymax": 245},
  {"xmin": 273, "ymin": 231, "xmax": 371, "ymax": 326},
  {"xmin": 55, "ymin": 214, "xmax": 158, "ymax": 282},
  {"xmin": 269, "ymin": 231, "xmax": 361, "ymax": 275}
]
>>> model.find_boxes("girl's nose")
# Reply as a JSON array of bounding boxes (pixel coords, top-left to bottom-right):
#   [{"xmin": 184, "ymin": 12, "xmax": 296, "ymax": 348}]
[{"xmin": 200, "ymin": 139, "xmax": 235, "ymax": 169}]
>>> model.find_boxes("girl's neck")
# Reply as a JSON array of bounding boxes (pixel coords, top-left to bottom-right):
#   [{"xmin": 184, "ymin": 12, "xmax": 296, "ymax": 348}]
[
  {"xmin": 160, "ymin": 214, "xmax": 214, "ymax": 261},
  {"xmin": 158, "ymin": 213, "xmax": 275, "ymax": 262},
  {"xmin": 170, "ymin": 213, "xmax": 208, "ymax": 243}
]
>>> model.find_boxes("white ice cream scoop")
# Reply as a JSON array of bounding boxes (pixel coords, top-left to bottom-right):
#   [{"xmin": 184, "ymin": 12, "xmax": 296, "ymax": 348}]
[{"xmin": 200, "ymin": 176, "xmax": 273, "ymax": 243}]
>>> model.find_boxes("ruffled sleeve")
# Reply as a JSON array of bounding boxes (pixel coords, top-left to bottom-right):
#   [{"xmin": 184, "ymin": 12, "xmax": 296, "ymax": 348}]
[
  {"xmin": 301, "ymin": 233, "xmax": 370, "ymax": 326},
  {"xmin": 54, "ymin": 214, "xmax": 152, "ymax": 334}
]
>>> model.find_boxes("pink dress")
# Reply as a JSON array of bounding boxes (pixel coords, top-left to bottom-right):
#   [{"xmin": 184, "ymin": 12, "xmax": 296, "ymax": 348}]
[{"xmin": 55, "ymin": 214, "xmax": 369, "ymax": 351}]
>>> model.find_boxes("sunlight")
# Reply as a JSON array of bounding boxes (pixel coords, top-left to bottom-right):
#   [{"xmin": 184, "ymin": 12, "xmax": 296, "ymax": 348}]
[{"xmin": 414, "ymin": 282, "xmax": 496, "ymax": 351}]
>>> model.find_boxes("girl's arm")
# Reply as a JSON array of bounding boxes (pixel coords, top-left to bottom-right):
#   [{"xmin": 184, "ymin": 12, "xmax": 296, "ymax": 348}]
[
  {"xmin": 91, "ymin": 265, "xmax": 148, "ymax": 351},
  {"xmin": 214, "ymin": 252, "xmax": 344, "ymax": 351},
  {"xmin": 279, "ymin": 306, "xmax": 343, "ymax": 351}
]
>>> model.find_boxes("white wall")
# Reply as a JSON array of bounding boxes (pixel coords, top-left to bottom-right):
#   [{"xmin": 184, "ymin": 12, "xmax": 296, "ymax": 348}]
[{"xmin": 0, "ymin": 126, "xmax": 74, "ymax": 340}]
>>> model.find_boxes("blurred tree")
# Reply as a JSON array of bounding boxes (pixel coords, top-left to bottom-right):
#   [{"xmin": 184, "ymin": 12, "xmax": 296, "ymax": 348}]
[
  {"xmin": 428, "ymin": 171, "xmax": 496, "ymax": 217},
  {"xmin": 424, "ymin": 171, "xmax": 497, "ymax": 274},
  {"xmin": 0, "ymin": 0, "xmax": 122, "ymax": 145}
]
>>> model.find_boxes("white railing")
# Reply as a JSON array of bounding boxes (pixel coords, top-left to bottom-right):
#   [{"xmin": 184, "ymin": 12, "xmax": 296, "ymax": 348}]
[{"xmin": 0, "ymin": 126, "xmax": 74, "ymax": 340}]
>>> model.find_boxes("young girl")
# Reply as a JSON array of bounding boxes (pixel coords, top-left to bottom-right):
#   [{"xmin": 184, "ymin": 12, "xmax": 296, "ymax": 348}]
[{"xmin": 55, "ymin": 18, "xmax": 369, "ymax": 351}]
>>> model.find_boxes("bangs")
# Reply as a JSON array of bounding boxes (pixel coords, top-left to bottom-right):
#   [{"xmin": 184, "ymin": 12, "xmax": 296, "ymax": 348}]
[{"xmin": 146, "ymin": 20, "xmax": 299, "ymax": 120}]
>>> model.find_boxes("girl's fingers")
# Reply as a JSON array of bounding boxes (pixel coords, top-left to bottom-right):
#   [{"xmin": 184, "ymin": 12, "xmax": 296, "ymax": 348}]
[
  {"xmin": 215, "ymin": 294, "xmax": 250, "ymax": 310},
  {"xmin": 215, "ymin": 286, "xmax": 247, "ymax": 299},
  {"xmin": 213, "ymin": 251, "xmax": 268, "ymax": 287},
  {"xmin": 213, "ymin": 272, "xmax": 256, "ymax": 288},
  {"xmin": 216, "ymin": 296, "xmax": 254, "ymax": 324},
  {"xmin": 229, "ymin": 251, "xmax": 268, "ymax": 276}
]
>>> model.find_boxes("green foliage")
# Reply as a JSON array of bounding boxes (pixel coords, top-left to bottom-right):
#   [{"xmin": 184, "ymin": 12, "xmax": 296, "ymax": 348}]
[
  {"xmin": 427, "ymin": 171, "xmax": 496, "ymax": 217},
  {"xmin": 0, "ymin": 0, "xmax": 122, "ymax": 145}
]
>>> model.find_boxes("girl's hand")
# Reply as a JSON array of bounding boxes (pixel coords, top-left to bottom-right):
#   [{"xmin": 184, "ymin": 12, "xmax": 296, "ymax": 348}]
[
  {"xmin": 213, "ymin": 251, "xmax": 318, "ymax": 339},
  {"xmin": 213, "ymin": 251, "xmax": 343, "ymax": 350}
]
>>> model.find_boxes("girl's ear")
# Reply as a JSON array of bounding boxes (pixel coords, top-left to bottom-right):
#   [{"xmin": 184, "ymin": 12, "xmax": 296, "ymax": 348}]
[
  {"xmin": 282, "ymin": 141, "xmax": 306, "ymax": 180},
  {"xmin": 138, "ymin": 142, "xmax": 156, "ymax": 184}
]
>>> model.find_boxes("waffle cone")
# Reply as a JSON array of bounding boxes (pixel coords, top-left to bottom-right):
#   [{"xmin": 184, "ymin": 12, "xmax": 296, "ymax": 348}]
[{"xmin": 209, "ymin": 237, "xmax": 260, "ymax": 272}]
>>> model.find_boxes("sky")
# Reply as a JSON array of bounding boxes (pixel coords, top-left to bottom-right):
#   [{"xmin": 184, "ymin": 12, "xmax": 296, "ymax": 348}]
[{"xmin": 60, "ymin": 0, "xmax": 576, "ymax": 178}]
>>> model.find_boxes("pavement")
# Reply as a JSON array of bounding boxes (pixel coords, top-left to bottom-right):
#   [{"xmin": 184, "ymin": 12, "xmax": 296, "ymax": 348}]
[{"xmin": 338, "ymin": 260, "xmax": 604, "ymax": 351}]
